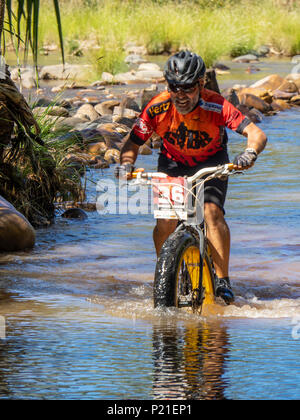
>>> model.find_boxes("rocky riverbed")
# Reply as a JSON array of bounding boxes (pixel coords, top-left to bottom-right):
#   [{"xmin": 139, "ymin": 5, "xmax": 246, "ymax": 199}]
[{"xmin": 11, "ymin": 58, "xmax": 300, "ymax": 185}]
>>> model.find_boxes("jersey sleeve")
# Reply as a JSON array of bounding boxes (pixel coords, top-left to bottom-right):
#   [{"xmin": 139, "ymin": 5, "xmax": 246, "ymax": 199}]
[
  {"xmin": 220, "ymin": 98, "xmax": 252, "ymax": 134},
  {"xmin": 129, "ymin": 109, "xmax": 155, "ymax": 146}
]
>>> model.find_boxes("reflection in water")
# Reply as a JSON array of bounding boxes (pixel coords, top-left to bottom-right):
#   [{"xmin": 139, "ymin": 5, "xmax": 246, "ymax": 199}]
[{"xmin": 152, "ymin": 321, "xmax": 229, "ymax": 400}]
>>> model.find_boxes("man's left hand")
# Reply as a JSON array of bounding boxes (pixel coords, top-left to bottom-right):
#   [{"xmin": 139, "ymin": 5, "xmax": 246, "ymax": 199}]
[{"xmin": 233, "ymin": 148, "xmax": 257, "ymax": 169}]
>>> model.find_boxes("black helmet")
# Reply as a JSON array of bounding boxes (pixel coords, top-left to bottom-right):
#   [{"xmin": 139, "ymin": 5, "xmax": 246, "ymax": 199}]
[{"xmin": 164, "ymin": 50, "xmax": 206, "ymax": 85}]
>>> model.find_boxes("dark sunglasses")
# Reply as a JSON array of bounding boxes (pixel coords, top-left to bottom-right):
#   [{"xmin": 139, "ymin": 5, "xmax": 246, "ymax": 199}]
[{"xmin": 168, "ymin": 82, "xmax": 198, "ymax": 93}]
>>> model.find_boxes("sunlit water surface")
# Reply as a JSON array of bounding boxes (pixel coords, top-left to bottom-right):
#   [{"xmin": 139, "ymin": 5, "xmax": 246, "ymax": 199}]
[{"xmin": 0, "ymin": 80, "xmax": 300, "ymax": 400}]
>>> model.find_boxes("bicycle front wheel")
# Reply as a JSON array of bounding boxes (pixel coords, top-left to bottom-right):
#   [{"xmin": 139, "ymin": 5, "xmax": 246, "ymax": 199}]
[{"xmin": 154, "ymin": 229, "xmax": 215, "ymax": 311}]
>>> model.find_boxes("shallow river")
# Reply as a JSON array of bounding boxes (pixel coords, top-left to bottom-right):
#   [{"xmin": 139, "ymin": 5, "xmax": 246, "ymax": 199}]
[{"xmin": 1, "ymin": 71, "xmax": 300, "ymax": 399}]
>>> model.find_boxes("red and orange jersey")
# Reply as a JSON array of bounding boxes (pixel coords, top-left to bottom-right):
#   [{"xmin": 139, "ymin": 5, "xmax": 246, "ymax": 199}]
[{"xmin": 130, "ymin": 88, "xmax": 251, "ymax": 166}]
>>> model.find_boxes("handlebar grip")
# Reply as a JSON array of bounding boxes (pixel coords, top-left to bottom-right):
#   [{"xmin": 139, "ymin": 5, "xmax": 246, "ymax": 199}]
[
  {"xmin": 131, "ymin": 168, "xmax": 145, "ymax": 179},
  {"xmin": 227, "ymin": 163, "xmax": 234, "ymax": 171}
]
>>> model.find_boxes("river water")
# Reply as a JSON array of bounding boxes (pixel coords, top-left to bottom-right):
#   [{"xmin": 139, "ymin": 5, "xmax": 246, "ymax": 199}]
[{"xmin": 0, "ymin": 63, "xmax": 300, "ymax": 399}]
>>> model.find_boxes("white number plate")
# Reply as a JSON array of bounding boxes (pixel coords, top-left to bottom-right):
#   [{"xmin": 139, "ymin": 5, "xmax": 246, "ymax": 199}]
[{"xmin": 152, "ymin": 176, "xmax": 187, "ymax": 220}]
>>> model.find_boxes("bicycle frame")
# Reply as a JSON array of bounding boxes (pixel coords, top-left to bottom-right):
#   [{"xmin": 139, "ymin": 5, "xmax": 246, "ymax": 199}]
[{"xmin": 130, "ymin": 163, "xmax": 236, "ymax": 311}]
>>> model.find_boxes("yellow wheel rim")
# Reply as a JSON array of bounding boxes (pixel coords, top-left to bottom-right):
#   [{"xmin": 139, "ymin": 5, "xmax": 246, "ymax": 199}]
[{"xmin": 175, "ymin": 245, "xmax": 215, "ymax": 309}]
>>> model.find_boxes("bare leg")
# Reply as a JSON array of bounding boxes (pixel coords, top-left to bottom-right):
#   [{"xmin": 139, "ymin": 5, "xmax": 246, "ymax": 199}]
[
  {"xmin": 153, "ymin": 218, "xmax": 178, "ymax": 256},
  {"xmin": 204, "ymin": 202, "xmax": 230, "ymax": 278}
]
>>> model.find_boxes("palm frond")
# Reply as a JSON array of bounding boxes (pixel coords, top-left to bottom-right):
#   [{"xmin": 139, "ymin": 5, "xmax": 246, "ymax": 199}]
[{"xmin": 4, "ymin": 0, "xmax": 64, "ymax": 68}]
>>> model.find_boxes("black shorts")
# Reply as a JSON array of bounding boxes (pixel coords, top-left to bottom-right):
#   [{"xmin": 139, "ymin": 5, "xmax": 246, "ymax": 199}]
[{"xmin": 157, "ymin": 149, "xmax": 230, "ymax": 213}]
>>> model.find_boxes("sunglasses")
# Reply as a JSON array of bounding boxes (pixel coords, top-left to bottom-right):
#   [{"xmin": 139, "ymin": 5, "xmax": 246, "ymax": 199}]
[{"xmin": 168, "ymin": 82, "xmax": 199, "ymax": 94}]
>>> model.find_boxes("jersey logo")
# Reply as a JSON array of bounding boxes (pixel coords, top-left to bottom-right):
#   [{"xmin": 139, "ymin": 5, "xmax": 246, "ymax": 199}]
[
  {"xmin": 147, "ymin": 100, "xmax": 171, "ymax": 119},
  {"xmin": 164, "ymin": 122, "xmax": 213, "ymax": 150},
  {"xmin": 198, "ymin": 98, "xmax": 223, "ymax": 113}
]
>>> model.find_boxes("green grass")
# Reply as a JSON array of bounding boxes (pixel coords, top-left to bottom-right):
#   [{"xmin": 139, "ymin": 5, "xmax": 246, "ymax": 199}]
[{"xmin": 10, "ymin": 0, "xmax": 300, "ymax": 74}]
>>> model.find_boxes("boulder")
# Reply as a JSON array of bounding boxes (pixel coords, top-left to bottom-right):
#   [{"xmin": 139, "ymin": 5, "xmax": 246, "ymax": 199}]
[
  {"xmin": 272, "ymin": 90, "xmax": 296, "ymax": 100},
  {"xmin": 104, "ymin": 148, "xmax": 120, "ymax": 164},
  {"xmin": 236, "ymin": 104, "xmax": 263, "ymax": 123},
  {"xmin": 137, "ymin": 62, "xmax": 161, "ymax": 72},
  {"xmin": 271, "ymin": 99, "xmax": 291, "ymax": 111},
  {"xmin": 33, "ymin": 106, "xmax": 70, "ymax": 118},
  {"xmin": 39, "ymin": 64, "xmax": 92, "ymax": 81},
  {"xmin": 289, "ymin": 95, "xmax": 300, "ymax": 105},
  {"xmin": 112, "ymin": 106, "xmax": 139, "ymax": 122},
  {"xmin": 61, "ymin": 208, "xmax": 87, "ymax": 220},
  {"xmin": 237, "ymin": 87, "xmax": 272, "ymax": 103},
  {"xmin": 141, "ymin": 86, "xmax": 159, "ymax": 111},
  {"xmin": 232, "ymin": 54, "xmax": 259, "ymax": 63},
  {"xmin": 87, "ymin": 141, "xmax": 108, "ymax": 156},
  {"xmin": 94, "ymin": 100, "xmax": 120, "ymax": 115},
  {"xmin": 0, "ymin": 195, "xmax": 35, "ymax": 252},
  {"xmin": 277, "ymin": 80, "xmax": 299, "ymax": 93},
  {"xmin": 139, "ymin": 144, "xmax": 152, "ymax": 155},
  {"xmin": 74, "ymin": 104, "xmax": 100, "ymax": 121},
  {"xmin": 250, "ymin": 74, "xmax": 285, "ymax": 91},
  {"xmin": 54, "ymin": 116, "xmax": 87, "ymax": 130},
  {"xmin": 101, "ymin": 72, "xmax": 115, "ymax": 83},
  {"xmin": 125, "ymin": 54, "xmax": 146, "ymax": 65},
  {"xmin": 222, "ymin": 88, "xmax": 240, "ymax": 106},
  {"xmin": 285, "ymin": 73, "xmax": 300, "ymax": 90},
  {"xmin": 238, "ymin": 92, "xmax": 272, "ymax": 113}
]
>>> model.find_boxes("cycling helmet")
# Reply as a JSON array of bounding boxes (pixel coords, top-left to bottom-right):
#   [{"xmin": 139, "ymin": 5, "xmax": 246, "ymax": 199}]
[{"xmin": 164, "ymin": 50, "xmax": 206, "ymax": 85}]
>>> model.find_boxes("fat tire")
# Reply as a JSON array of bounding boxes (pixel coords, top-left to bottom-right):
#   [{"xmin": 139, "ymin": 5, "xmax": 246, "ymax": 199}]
[{"xmin": 154, "ymin": 229, "xmax": 199, "ymax": 308}]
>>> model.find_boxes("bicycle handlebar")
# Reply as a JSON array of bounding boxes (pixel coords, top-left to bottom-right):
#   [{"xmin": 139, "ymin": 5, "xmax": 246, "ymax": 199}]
[{"xmin": 131, "ymin": 163, "xmax": 235, "ymax": 182}]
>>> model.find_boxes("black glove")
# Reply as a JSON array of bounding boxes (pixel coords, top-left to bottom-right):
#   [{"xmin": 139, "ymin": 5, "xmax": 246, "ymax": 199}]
[
  {"xmin": 114, "ymin": 163, "xmax": 134, "ymax": 179},
  {"xmin": 233, "ymin": 148, "xmax": 257, "ymax": 168}
]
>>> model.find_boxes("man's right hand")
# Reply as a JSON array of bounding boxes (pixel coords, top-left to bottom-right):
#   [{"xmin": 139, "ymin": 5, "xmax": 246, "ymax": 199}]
[{"xmin": 114, "ymin": 163, "xmax": 135, "ymax": 180}]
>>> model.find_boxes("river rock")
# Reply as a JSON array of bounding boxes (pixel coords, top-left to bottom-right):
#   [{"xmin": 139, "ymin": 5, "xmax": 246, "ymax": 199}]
[
  {"xmin": 112, "ymin": 106, "xmax": 138, "ymax": 122},
  {"xmin": 236, "ymin": 104, "xmax": 263, "ymax": 123},
  {"xmin": 271, "ymin": 99, "xmax": 291, "ymax": 111},
  {"xmin": 125, "ymin": 54, "xmax": 146, "ymax": 65},
  {"xmin": 39, "ymin": 64, "xmax": 92, "ymax": 81},
  {"xmin": 232, "ymin": 54, "xmax": 259, "ymax": 63},
  {"xmin": 74, "ymin": 104, "xmax": 100, "ymax": 121},
  {"xmin": 124, "ymin": 43, "xmax": 147, "ymax": 56},
  {"xmin": 277, "ymin": 80, "xmax": 299, "ymax": 93},
  {"xmin": 87, "ymin": 141, "xmax": 108, "ymax": 155},
  {"xmin": 134, "ymin": 69, "xmax": 164, "ymax": 80},
  {"xmin": 91, "ymin": 158, "xmax": 110, "ymax": 169},
  {"xmin": 63, "ymin": 152, "xmax": 93, "ymax": 166},
  {"xmin": 272, "ymin": 90, "xmax": 296, "ymax": 100},
  {"xmin": 238, "ymin": 87, "xmax": 272, "ymax": 103},
  {"xmin": 285, "ymin": 73, "xmax": 300, "ymax": 90},
  {"xmin": 250, "ymin": 74, "xmax": 285, "ymax": 91},
  {"xmin": 94, "ymin": 100, "xmax": 120, "ymax": 115},
  {"xmin": 10, "ymin": 67, "xmax": 37, "ymax": 89},
  {"xmin": 139, "ymin": 144, "xmax": 152, "ymax": 155},
  {"xmin": 137, "ymin": 62, "xmax": 161, "ymax": 72},
  {"xmin": 97, "ymin": 122, "xmax": 130, "ymax": 135},
  {"xmin": 0, "ymin": 195, "xmax": 35, "ymax": 252},
  {"xmin": 222, "ymin": 88, "xmax": 240, "ymax": 106},
  {"xmin": 97, "ymin": 128, "xmax": 123, "ymax": 149},
  {"xmin": 289, "ymin": 95, "xmax": 300, "ymax": 105},
  {"xmin": 101, "ymin": 72, "xmax": 114, "ymax": 83},
  {"xmin": 61, "ymin": 208, "xmax": 88, "ymax": 220},
  {"xmin": 114, "ymin": 72, "xmax": 138, "ymax": 84},
  {"xmin": 141, "ymin": 86, "xmax": 159, "ymax": 110},
  {"xmin": 54, "ymin": 116, "xmax": 88, "ymax": 130},
  {"xmin": 238, "ymin": 92, "xmax": 272, "ymax": 113},
  {"xmin": 104, "ymin": 148, "xmax": 120, "ymax": 164},
  {"xmin": 33, "ymin": 106, "xmax": 70, "ymax": 118}
]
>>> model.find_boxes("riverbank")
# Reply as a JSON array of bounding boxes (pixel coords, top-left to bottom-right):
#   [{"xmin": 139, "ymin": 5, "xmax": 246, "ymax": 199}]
[{"xmin": 12, "ymin": 58, "xmax": 299, "ymax": 192}]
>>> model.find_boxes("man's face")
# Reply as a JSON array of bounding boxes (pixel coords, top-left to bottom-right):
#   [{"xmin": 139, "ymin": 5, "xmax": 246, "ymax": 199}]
[{"xmin": 168, "ymin": 78, "xmax": 204, "ymax": 114}]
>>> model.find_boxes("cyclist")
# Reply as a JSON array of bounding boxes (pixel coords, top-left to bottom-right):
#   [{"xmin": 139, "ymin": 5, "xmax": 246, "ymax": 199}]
[{"xmin": 116, "ymin": 50, "xmax": 267, "ymax": 304}]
